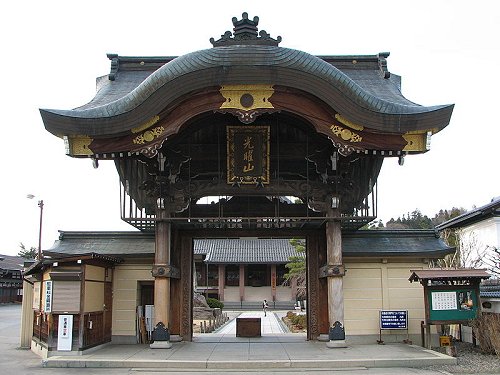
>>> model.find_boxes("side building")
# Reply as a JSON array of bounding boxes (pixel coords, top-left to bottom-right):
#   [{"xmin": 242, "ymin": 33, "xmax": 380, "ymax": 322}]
[
  {"xmin": 23, "ymin": 229, "xmax": 452, "ymax": 355},
  {"xmin": 0, "ymin": 254, "xmax": 25, "ymax": 303},
  {"xmin": 436, "ymin": 196, "xmax": 500, "ymax": 313}
]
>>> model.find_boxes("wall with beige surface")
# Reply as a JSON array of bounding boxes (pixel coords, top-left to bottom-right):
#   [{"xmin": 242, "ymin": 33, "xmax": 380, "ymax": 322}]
[
  {"xmin": 111, "ymin": 261, "xmax": 153, "ymax": 343},
  {"xmin": 84, "ymin": 265, "xmax": 105, "ymax": 313},
  {"xmin": 343, "ymin": 259, "xmax": 427, "ymax": 343}
]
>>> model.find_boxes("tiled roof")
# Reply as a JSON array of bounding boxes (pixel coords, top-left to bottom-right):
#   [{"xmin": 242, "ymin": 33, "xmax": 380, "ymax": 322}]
[
  {"xmin": 45, "ymin": 230, "xmax": 453, "ymax": 261},
  {"xmin": 194, "ymin": 239, "xmax": 299, "ymax": 264},
  {"xmin": 0, "ymin": 254, "xmax": 26, "ymax": 271},
  {"xmin": 481, "ymin": 281, "xmax": 500, "ymax": 299},
  {"xmin": 436, "ymin": 197, "xmax": 500, "ymax": 230},
  {"xmin": 343, "ymin": 230, "xmax": 453, "ymax": 257},
  {"xmin": 45, "ymin": 231, "xmax": 155, "ymax": 257},
  {"xmin": 481, "ymin": 291, "xmax": 500, "ymax": 299},
  {"xmin": 40, "ymin": 48, "xmax": 453, "ymax": 137}
]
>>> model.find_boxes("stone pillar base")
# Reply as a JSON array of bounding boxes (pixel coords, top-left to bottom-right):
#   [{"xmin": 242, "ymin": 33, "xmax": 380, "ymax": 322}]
[
  {"xmin": 169, "ymin": 334, "xmax": 183, "ymax": 342},
  {"xmin": 150, "ymin": 340, "xmax": 172, "ymax": 349},
  {"xmin": 326, "ymin": 339, "xmax": 347, "ymax": 348},
  {"xmin": 317, "ymin": 334, "xmax": 329, "ymax": 342}
]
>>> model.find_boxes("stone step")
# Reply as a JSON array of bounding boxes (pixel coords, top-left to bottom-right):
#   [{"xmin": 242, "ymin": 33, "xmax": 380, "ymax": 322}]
[{"xmin": 222, "ymin": 301, "xmax": 296, "ymax": 310}]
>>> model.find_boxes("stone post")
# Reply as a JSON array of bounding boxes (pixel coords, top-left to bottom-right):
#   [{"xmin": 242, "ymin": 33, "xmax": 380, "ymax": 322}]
[
  {"xmin": 326, "ymin": 207, "xmax": 346, "ymax": 348},
  {"xmin": 150, "ymin": 208, "xmax": 172, "ymax": 349},
  {"xmin": 218, "ymin": 264, "xmax": 225, "ymax": 301},
  {"xmin": 239, "ymin": 265, "xmax": 245, "ymax": 304}
]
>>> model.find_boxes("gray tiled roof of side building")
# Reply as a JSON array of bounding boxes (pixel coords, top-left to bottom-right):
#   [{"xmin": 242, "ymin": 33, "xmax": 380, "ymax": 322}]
[
  {"xmin": 194, "ymin": 238, "xmax": 299, "ymax": 264},
  {"xmin": 0, "ymin": 254, "xmax": 26, "ymax": 271}
]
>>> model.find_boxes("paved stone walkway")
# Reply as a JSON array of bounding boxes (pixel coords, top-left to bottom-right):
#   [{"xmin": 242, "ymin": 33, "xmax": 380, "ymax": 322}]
[
  {"xmin": 213, "ymin": 311, "xmax": 288, "ymax": 336},
  {"xmin": 43, "ymin": 310, "xmax": 456, "ymax": 371}
]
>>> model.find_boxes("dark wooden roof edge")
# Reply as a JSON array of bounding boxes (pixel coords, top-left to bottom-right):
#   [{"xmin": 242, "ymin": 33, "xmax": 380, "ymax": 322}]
[
  {"xmin": 409, "ymin": 268, "xmax": 491, "ymax": 283},
  {"xmin": 44, "ymin": 252, "xmax": 123, "ymax": 264},
  {"xmin": 435, "ymin": 197, "xmax": 500, "ymax": 230},
  {"xmin": 23, "ymin": 252, "xmax": 122, "ymax": 276},
  {"xmin": 207, "ymin": 260, "xmax": 289, "ymax": 265},
  {"xmin": 344, "ymin": 229, "xmax": 441, "ymax": 238},
  {"xmin": 345, "ymin": 248, "xmax": 454, "ymax": 259},
  {"xmin": 57, "ymin": 230, "xmax": 152, "ymax": 240},
  {"xmin": 44, "ymin": 250, "xmax": 151, "ymax": 259},
  {"xmin": 106, "ymin": 52, "xmax": 385, "ymax": 67}
]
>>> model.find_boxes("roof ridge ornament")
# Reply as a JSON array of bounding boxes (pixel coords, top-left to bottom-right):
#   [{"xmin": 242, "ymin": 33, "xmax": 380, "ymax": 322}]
[{"xmin": 210, "ymin": 12, "xmax": 282, "ymax": 47}]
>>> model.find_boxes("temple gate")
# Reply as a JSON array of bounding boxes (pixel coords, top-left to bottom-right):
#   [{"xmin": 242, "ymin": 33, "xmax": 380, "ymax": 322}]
[{"xmin": 39, "ymin": 13, "xmax": 453, "ymax": 347}]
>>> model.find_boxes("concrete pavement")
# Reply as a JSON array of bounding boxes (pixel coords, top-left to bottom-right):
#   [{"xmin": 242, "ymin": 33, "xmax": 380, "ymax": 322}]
[{"xmin": 43, "ymin": 310, "xmax": 456, "ymax": 371}]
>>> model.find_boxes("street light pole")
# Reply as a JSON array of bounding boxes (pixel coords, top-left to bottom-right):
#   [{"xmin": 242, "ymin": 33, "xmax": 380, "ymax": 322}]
[
  {"xmin": 27, "ymin": 194, "xmax": 44, "ymax": 261},
  {"xmin": 37, "ymin": 200, "xmax": 44, "ymax": 260}
]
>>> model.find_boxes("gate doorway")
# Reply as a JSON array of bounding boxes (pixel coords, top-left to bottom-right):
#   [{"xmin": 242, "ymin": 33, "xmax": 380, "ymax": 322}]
[{"xmin": 191, "ymin": 235, "xmax": 308, "ymax": 339}]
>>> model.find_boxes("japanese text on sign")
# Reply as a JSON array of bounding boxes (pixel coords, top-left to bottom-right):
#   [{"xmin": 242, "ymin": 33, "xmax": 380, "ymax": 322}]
[
  {"xmin": 380, "ymin": 310, "xmax": 408, "ymax": 330},
  {"xmin": 243, "ymin": 136, "xmax": 255, "ymax": 172},
  {"xmin": 44, "ymin": 280, "xmax": 52, "ymax": 313},
  {"xmin": 431, "ymin": 291, "xmax": 458, "ymax": 311}
]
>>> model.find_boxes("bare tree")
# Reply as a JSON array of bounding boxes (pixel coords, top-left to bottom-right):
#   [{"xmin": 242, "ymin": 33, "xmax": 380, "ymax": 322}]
[
  {"xmin": 481, "ymin": 245, "xmax": 500, "ymax": 277},
  {"xmin": 431, "ymin": 230, "xmax": 486, "ymax": 269}
]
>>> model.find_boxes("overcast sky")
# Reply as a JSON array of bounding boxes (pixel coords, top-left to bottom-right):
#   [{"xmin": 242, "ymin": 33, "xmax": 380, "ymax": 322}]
[{"xmin": 1, "ymin": 0, "xmax": 498, "ymax": 255}]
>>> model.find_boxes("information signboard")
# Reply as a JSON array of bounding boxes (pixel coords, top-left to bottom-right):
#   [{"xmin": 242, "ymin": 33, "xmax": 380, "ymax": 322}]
[
  {"xmin": 428, "ymin": 289, "xmax": 477, "ymax": 322},
  {"xmin": 57, "ymin": 314, "xmax": 73, "ymax": 351},
  {"xmin": 44, "ymin": 280, "xmax": 52, "ymax": 313},
  {"xmin": 380, "ymin": 310, "xmax": 408, "ymax": 330}
]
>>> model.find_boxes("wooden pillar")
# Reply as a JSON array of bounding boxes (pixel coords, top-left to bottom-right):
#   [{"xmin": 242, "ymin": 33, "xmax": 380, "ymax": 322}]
[
  {"xmin": 239, "ymin": 265, "xmax": 245, "ymax": 303},
  {"xmin": 218, "ymin": 265, "xmax": 225, "ymax": 301},
  {"xmin": 179, "ymin": 234, "xmax": 193, "ymax": 341},
  {"xmin": 271, "ymin": 264, "xmax": 277, "ymax": 302},
  {"xmin": 150, "ymin": 209, "xmax": 172, "ymax": 348},
  {"xmin": 20, "ymin": 279, "xmax": 34, "ymax": 348},
  {"xmin": 326, "ymin": 207, "xmax": 346, "ymax": 348}
]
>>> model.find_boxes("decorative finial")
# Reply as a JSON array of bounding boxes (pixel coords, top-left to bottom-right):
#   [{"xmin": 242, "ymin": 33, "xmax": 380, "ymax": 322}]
[{"xmin": 210, "ymin": 12, "xmax": 282, "ymax": 47}]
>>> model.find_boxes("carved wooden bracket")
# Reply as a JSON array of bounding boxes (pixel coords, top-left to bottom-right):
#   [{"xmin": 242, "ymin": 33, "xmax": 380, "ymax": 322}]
[
  {"xmin": 151, "ymin": 264, "xmax": 180, "ymax": 279},
  {"xmin": 319, "ymin": 264, "xmax": 345, "ymax": 278}
]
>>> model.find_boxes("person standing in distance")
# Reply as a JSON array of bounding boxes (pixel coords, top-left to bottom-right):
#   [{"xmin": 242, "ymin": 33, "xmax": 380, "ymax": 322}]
[{"xmin": 263, "ymin": 299, "xmax": 269, "ymax": 316}]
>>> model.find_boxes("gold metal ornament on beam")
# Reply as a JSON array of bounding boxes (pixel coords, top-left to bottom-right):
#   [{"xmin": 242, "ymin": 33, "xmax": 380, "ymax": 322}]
[
  {"xmin": 402, "ymin": 131, "xmax": 431, "ymax": 152},
  {"xmin": 330, "ymin": 125, "xmax": 362, "ymax": 143},
  {"xmin": 220, "ymin": 85, "xmax": 275, "ymax": 111},
  {"xmin": 65, "ymin": 135, "xmax": 93, "ymax": 156},
  {"xmin": 334, "ymin": 114, "xmax": 364, "ymax": 131},
  {"xmin": 133, "ymin": 126, "xmax": 165, "ymax": 145},
  {"xmin": 131, "ymin": 115, "xmax": 160, "ymax": 134}
]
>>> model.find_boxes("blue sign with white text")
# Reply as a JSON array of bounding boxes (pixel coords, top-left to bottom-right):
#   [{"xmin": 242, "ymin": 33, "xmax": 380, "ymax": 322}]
[{"xmin": 380, "ymin": 310, "xmax": 408, "ymax": 330}]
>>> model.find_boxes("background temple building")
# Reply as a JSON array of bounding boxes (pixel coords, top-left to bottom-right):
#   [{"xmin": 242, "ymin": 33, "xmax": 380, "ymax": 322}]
[
  {"xmin": 23, "ymin": 13, "xmax": 456, "ymax": 355},
  {"xmin": 0, "ymin": 254, "xmax": 24, "ymax": 303}
]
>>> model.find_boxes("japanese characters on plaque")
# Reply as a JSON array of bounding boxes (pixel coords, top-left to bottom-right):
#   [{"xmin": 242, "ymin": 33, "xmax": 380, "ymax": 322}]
[
  {"xmin": 380, "ymin": 310, "xmax": 408, "ymax": 330},
  {"xmin": 431, "ymin": 291, "xmax": 458, "ymax": 311},
  {"xmin": 227, "ymin": 126, "xmax": 269, "ymax": 184},
  {"xmin": 44, "ymin": 280, "xmax": 53, "ymax": 313}
]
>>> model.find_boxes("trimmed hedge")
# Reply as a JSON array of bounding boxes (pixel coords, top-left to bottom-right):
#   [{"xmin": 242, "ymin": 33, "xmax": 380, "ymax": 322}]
[{"xmin": 206, "ymin": 298, "xmax": 224, "ymax": 309}]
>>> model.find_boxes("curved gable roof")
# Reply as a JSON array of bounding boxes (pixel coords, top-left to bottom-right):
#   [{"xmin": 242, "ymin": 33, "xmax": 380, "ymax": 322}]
[{"xmin": 40, "ymin": 45, "xmax": 453, "ymax": 137}]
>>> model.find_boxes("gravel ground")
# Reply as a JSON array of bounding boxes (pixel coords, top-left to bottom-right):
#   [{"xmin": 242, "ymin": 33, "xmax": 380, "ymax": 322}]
[{"xmin": 423, "ymin": 342, "xmax": 500, "ymax": 374}]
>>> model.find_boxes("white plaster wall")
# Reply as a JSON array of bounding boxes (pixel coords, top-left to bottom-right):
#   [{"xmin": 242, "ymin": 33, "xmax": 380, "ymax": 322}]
[
  {"xmin": 481, "ymin": 298, "xmax": 500, "ymax": 313},
  {"xmin": 461, "ymin": 217, "xmax": 500, "ymax": 268}
]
